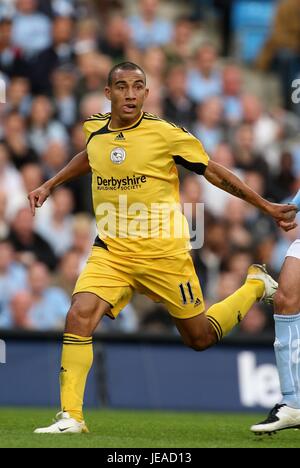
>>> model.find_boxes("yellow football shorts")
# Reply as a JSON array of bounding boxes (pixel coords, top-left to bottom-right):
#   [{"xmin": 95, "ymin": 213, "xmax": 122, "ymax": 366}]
[{"xmin": 73, "ymin": 246, "xmax": 205, "ymax": 319}]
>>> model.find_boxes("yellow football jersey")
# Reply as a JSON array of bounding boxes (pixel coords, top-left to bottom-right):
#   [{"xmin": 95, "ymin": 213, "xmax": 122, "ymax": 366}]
[{"xmin": 83, "ymin": 111, "xmax": 209, "ymax": 258}]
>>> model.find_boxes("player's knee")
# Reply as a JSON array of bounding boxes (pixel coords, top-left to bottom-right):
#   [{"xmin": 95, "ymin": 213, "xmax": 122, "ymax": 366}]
[
  {"xmin": 69, "ymin": 300, "xmax": 96, "ymax": 321},
  {"xmin": 185, "ymin": 335, "xmax": 215, "ymax": 352},
  {"xmin": 274, "ymin": 289, "xmax": 299, "ymax": 314},
  {"xmin": 67, "ymin": 295, "xmax": 104, "ymax": 327}
]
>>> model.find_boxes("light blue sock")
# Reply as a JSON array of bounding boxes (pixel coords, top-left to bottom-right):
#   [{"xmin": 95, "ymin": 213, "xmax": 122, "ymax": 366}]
[{"xmin": 274, "ymin": 314, "xmax": 300, "ymax": 409}]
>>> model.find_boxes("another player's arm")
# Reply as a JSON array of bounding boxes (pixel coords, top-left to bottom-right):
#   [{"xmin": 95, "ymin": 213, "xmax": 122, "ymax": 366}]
[
  {"xmin": 28, "ymin": 150, "xmax": 90, "ymax": 215},
  {"xmin": 204, "ymin": 160, "xmax": 298, "ymax": 231}
]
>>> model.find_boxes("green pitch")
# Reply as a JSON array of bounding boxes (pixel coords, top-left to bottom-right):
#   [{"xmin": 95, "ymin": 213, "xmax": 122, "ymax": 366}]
[{"xmin": 0, "ymin": 408, "xmax": 299, "ymax": 448}]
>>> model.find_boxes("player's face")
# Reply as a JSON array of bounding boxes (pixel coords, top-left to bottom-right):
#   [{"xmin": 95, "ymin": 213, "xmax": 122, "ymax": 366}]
[{"xmin": 105, "ymin": 69, "xmax": 149, "ymax": 125}]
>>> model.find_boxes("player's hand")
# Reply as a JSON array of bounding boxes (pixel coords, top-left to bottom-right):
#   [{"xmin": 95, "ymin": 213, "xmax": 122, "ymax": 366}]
[
  {"xmin": 276, "ymin": 219, "xmax": 298, "ymax": 232},
  {"xmin": 267, "ymin": 202, "xmax": 298, "ymax": 231},
  {"xmin": 27, "ymin": 184, "xmax": 51, "ymax": 216}
]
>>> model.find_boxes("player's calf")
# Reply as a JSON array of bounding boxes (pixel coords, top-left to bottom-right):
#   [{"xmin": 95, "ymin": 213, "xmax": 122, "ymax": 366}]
[
  {"xmin": 274, "ymin": 289, "xmax": 300, "ymax": 315},
  {"xmin": 186, "ymin": 335, "xmax": 217, "ymax": 352},
  {"xmin": 176, "ymin": 316, "xmax": 218, "ymax": 352}
]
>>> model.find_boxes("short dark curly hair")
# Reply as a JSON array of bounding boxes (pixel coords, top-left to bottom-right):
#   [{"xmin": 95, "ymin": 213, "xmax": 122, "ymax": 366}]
[{"xmin": 107, "ymin": 62, "xmax": 146, "ymax": 86}]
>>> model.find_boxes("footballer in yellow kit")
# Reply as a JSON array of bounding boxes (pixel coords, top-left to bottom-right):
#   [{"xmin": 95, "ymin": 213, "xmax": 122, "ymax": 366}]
[
  {"xmin": 73, "ymin": 111, "xmax": 209, "ymax": 319},
  {"xmin": 31, "ymin": 62, "xmax": 296, "ymax": 433}
]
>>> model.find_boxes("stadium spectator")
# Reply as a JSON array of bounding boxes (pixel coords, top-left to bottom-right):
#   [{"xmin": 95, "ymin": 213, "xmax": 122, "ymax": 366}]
[
  {"xmin": 3, "ymin": 111, "xmax": 38, "ymax": 169},
  {"xmin": 215, "ymin": 270, "xmax": 241, "ymax": 302},
  {"xmin": 223, "ymin": 198, "xmax": 253, "ymax": 250},
  {"xmin": 71, "ymin": 213, "xmax": 96, "ymax": 269},
  {"xmin": 162, "ymin": 64, "xmax": 196, "ymax": 129},
  {"xmin": 54, "ymin": 249, "xmax": 81, "ymax": 297},
  {"xmin": 12, "ymin": 0, "xmax": 52, "ymax": 57},
  {"xmin": 6, "ymin": 76, "xmax": 31, "ymax": 116},
  {"xmin": 98, "ymin": 14, "xmax": 132, "ymax": 63},
  {"xmin": 192, "ymin": 217, "xmax": 230, "ymax": 298},
  {"xmin": 225, "ymin": 248, "xmax": 254, "ymax": 282},
  {"xmin": 24, "ymin": 261, "xmax": 70, "ymax": 330},
  {"xmin": 128, "ymin": 0, "xmax": 173, "ymax": 50},
  {"xmin": 35, "ymin": 186, "xmax": 74, "ymax": 256},
  {"xmin": 30, "ymin": 15, "xmax": 75, "ymax": 94},
  {"xmin": 164, "ymin": 16, "xmax": 195, "ymax": 66},
  {"xmin": 255, "ymin": 233, "xmax": 278, "ymax": 269},
  {"xmin": 222, "ymin": 64, "xmax": 243, "ymax": 126},
  {"xmin": 6, "ymin": 290, "xmax": 33, "ymax": 329},
  {"xmin": 0, "ymin": 0, "xmax": 16, "ymax": 18},
  {"xmin": 42, "ymin": 141, "xmax": 69, "ymax": 179},
  {"xmin": 38, "ymin": 0, "xmax": 77, "ymax": 18},
  {"xmin": 51, "ymin": 66, "xmax": 78, "ymax": 129},
  {"xmin": 232, "ymin": 123, "xmax": 269, "ymax": 177},
  {"xmin": 0, "ymin": 240, "xmax": 28, "ymax": 328},
  {"xmin": 275, "ymin": 151, "xmax": 297, "ymax": 200},
  {"xmin": 236, "ymin": 304, "xmax": 271, "ymax": 336},
  {"xmin": 76, "ymin": 51, "xmax": 112, "ymax": 100},
  {"xmin": 242, "ymin": 170, "xmax": 276, "ymax": 244},
  {"xmin": 0, "ymin": 17, "xmax": 27, "ymax": 79},
  {"xmin": 79, "ymin": 92, "xmax": 108, "ymax": 121},
  {"xmin": 74, "ymin": 18, "xmax": 99, "ymax": 55},
  {"xmin": 200, "ymin": 143, "xmax": 236, "ymax": 217},
  {"xmin": 192, "ymin": 97, "xmax": 225, "ymax": 154},
  {"xmin": 0, "ymin": 142, "xmax": 27, "ymax": 219},
  {"xmin": 28, "ymin": 95, "xmax": 68, "ymax": 156},
  {"xmin": 142, "ymin": 46, "xmax": 166, "ymax": 91},
  {"xmin": 1, "ymin": 259, "xmax": 70, "ymax": 329},
  {"xmin": 20, "ymin": 162, "xmax": 45, "ymax": 195},
  {"xmin": 180, "ymin": 173, "xmax": 203, "ymax": 247},
  {"xmin": 187, "ymin": 43, "xmax": 222, "ymax": 103},
  {"xmin": 100, "ymin": 303, "xmax": 139, "ymax": 333},
  {"xmin": 8, "ymin": 206, "xmax": 57, "ymax": 270},
  {"xmin": 241, "ymin": 95, "xmax": 281, "ymax": 172},
  {"xmin": 139, "ymin": 304, "xmax": 175, "ymax": 334}
]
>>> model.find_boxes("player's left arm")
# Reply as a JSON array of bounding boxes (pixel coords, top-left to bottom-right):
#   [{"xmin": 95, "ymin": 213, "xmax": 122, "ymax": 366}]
[{"xmin": 204, "ymin": 160, "xmax": 298, "ymax": 231}]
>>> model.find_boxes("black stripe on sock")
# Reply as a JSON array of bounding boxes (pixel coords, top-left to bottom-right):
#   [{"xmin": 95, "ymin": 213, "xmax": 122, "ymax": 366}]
[
  {"xmin": 63, "ymin": 338, "xmax": 93, "ymax": 342},
  {"xmin": 63, "ymin": 337, "xmax": 92, "ymax": 342},
  {"xmin": 206, "ymin": 316, "xmax": 223, "ymax": 341},
  {"xmin": 63, "ymin": 341, "xmax": 93, "ymax": 346}
]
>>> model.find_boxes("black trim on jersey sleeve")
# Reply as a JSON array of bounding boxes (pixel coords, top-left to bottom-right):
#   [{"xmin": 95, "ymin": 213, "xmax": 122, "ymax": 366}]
[
  {"xmin": 173, "ymin": 156, "xmax": 207, "ymax": 175},
  {"xmin": 86, "ymin": 114, "xmax": 145, "ymax": 145},
  {"xmin": 86, "ymin": 121, "xmax": 111, "ymax": 145},
  {"xmin": 85, "ymin": 113, "xmax": 111, "ymax": 121},
  {"xmin": 94, "ymin": 236, "xmax": 108, "ymax": 250}
]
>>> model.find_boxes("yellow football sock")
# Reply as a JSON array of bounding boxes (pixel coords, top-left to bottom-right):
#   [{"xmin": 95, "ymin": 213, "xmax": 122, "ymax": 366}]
[
  {"xmin": 206, "ymin": 279, "xmax": 265, "ymax": 340},
  {"xmin": 60, "ymin": 333, "xmax": 93, "ymax": 422}
]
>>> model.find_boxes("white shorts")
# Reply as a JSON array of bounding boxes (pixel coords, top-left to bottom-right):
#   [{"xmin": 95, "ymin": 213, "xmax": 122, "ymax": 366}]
[{"xmin": 286, "ymin": 240, "xmax": 300, "ymax": 260}]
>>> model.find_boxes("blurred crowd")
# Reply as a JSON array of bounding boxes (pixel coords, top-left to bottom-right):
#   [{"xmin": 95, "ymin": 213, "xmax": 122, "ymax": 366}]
[{"xmin": 0, "ymin": 0, "xmax": 300, "ymax": 337}]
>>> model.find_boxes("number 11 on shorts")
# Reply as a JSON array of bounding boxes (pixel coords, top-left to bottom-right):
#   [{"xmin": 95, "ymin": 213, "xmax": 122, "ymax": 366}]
[{"xmin": 179, "ymin": 282, "xmax": 194, "ymax": 304}]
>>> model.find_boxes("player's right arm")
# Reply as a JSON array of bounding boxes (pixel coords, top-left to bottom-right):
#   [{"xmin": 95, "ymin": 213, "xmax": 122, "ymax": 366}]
[{"xmin": 28, "ymin": 150, "xmax": 90, "ymax": 215}]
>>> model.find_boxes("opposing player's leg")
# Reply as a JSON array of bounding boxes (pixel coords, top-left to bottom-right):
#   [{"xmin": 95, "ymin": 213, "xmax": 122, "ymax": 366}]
[
  {"xmin": 251, "ymin": 244, "xmax": 300, "ymax": 434},
  {"xmin": 34, "ymin": 247, "xmax": 134, "ymax": 434}
]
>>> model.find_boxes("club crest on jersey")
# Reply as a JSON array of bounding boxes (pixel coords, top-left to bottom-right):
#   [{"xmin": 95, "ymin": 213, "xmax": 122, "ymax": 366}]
[{"xmin": 110, "ymin": 147, "xmax": 126, "ymax": 164}]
